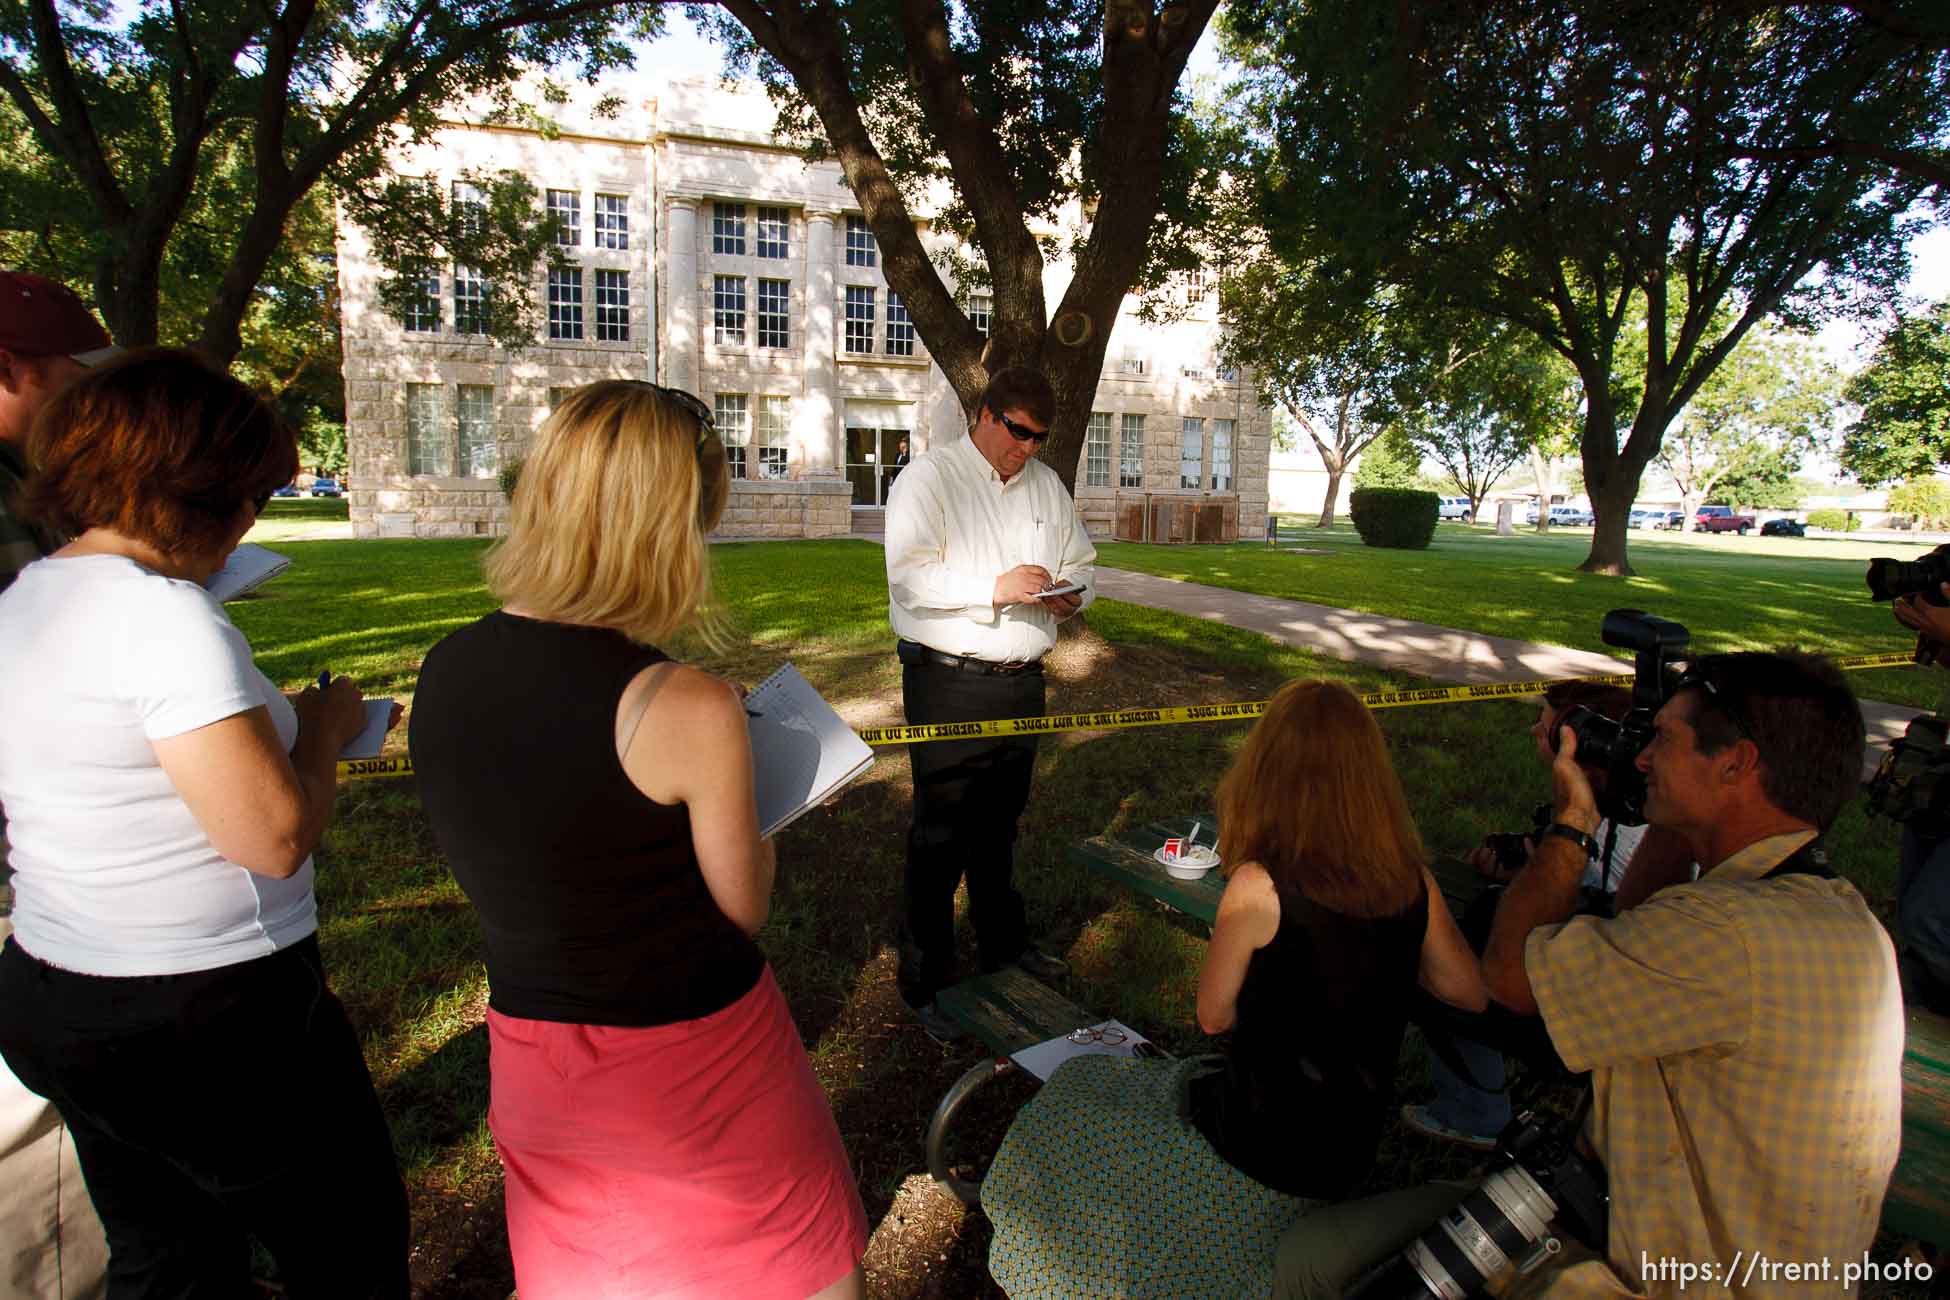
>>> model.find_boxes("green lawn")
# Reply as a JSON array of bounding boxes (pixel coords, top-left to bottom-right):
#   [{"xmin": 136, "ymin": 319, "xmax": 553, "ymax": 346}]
[
  {"xmin": 246, "ymin": 495, "xmax": 352, "ymax": 544},
  {"xmin": 1099, "ymin": 520, "xmax": 1942, "ymax": 708},
  {"xmin": 224, "ymin": 535, "xmax": 1910, "ymax": 1293}
]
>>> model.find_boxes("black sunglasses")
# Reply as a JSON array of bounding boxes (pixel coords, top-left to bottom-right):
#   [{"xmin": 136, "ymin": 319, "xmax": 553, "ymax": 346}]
[
  {"xmin": 630, "ymin": 381, "xmax": 715, "ymax": 442},
  {"xmin": 1675, "ymin": 669, "xmax": 1753, "ymax": 743},
  {"xmin": 997, "ymin": 412, "xmax": 1049, "ymax": 446}
]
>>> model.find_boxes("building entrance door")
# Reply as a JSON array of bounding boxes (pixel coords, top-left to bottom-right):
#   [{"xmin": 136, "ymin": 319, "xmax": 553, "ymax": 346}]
[{"xmin": 845, "ymin": 426, "xmax": 907, "ymax": 506}]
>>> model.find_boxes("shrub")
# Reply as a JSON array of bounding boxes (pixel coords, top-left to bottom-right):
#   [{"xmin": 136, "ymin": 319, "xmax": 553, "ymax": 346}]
[
  {"xmin": 497, "ymin": 458, "xmax": 523, "ymax": 501},
  {"xmin": 1349, "ymin": 487, "xmax": 1439, "ymax": 549},
  {"xmin": 1806, "ymin": 507, "xmax": 1860, "ymax": 532}
]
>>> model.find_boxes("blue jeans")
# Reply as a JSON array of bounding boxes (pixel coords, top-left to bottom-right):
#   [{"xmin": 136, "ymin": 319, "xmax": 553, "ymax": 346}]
[
  {"xmin": 1900, "ymin": 826, "xmax": 1950, "ymax": 1006},
  {"xmin": 1421, "ymin": 1033, "xmax": 1510, "ymax": 1140}
]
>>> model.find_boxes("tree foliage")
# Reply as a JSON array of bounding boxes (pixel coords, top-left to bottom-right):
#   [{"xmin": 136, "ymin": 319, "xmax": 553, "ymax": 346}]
[
  {"xmin": 1407, "ymin": 323, "xmax": 1576, "ymax": 520},
  {"xmin": 0, "ymin": 0, "xmax": 657, "ymax": 362},
  {"xmin": 1226, "ymin": 0, "xmax": 1942, "ymax": 574},
  {"xmin": 1840, "ymin": 298, "xmax": 1950, "ymax": 485},
  {"xmin": 1656, "ymin": 324, "xmax": 1840, "ymax": 526},
  {"xmin": 1889, "ymin": 475, "xmax": 1950, "ymax": 528},
  {"xmin": 688, "ymin": 0, "xmax": 1223, "ymax": 489}
]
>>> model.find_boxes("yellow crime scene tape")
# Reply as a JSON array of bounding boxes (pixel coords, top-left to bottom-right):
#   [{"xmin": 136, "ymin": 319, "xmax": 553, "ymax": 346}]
[{"xmin": 335, "ymin": 650, "xmax": 1918, "ymax": 779}]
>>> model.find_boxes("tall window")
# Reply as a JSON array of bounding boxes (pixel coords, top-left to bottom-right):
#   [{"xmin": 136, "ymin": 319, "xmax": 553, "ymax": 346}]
[
  {"xmin": 1085, "ymin": 412, "xmax": 1111, "ymax": 488},
  {"xmin": 452, "ymin": 180, "xmax": 485, "ymax": 235},
  {"xmin": 594, "ymin": 270, "xmax": 629, "ymax": 342},
  {"xmin": 1119, "ymin": 414, "xmax": 1144, "ymax": 488},
  {"xmin": 757, "ymin": 205, "xmax": 790, "ymax": 259},
  {"xmin": 406, "ymin": 384, "xmax": 450, "ymax": 475},
  {"xmin": 1180, "ymin": 417, "xmax": 1204, "ymax": 489},
  {"xmin": 1121, "ymin": 347, "xmax": 1148, "ymax": 376},
  {"xmin": 713, "ymin": 275, "xmax": 746, "ymax": 344},
  {"xmin": 969, "ymin": 294, "xmax": 992, "ymax": 337},
  {"xmin": 1211, "ymin": 418, "xmax": 1235, "ymax": 491},
  {"xmin": 547, "ymin": 267, "xmax": 583, "ymax": 340},
  {"xmin": 547, "ymin": 189, "xmax": 580, "ymax": 246},
  {"xmin": 712, "ymin": 202, "xmax": 746, "ymax": 255},
  {"xmin": 452, "ymin": 265, "xmax": 487, "ymax": 336},
  {"xmin": 756, "ymin": 395, "xmax": 791, "ymax": 478},
  {"xmin": 757, "ymin": 278, "xmax": 790, "ymax": 349},
  {"xmin": 844, "ymin": 215, "xmax": 876, "ymax": 267},
  {"xmin": 715, "ymin": 393, "xmax": 750, "ymax": 477},
  {"xmin": 885, "ymin": 292, "xmax": 915, "ymax": 356},
  {"xmin": 457, "ymin": 385, "xmax": 497, "ymax": 478},
  {"xmin": 1184, "ymin": 267, "xmax": 1209, "ymax": 300},
  {"xmin": 401, "ymin": 261, "xmax": 440, "ymax": 332},
  {"xmin": 593, "ymin": 194, "xmax": 628, "ymax": 250},
  {"xmin": 1217, "ymin": 361, "xmax": 1239, "ymax": 382},
  {"xmin": 844, "ymin": 286, "xmax": 875, "ymax": 353}
]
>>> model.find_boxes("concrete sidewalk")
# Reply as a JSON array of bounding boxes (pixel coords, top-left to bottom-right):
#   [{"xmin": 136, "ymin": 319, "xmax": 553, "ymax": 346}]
[{"xmin": 1096, "ymin": 567, "xmax": 1920, "ymax": 780}]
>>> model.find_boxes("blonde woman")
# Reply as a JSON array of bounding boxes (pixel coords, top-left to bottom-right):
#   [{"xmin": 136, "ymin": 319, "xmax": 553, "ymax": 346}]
[
  {"xmin": 983, "ymin": 681, "xmax": 1485, "ymax": 1298},
  {"xmin": 409, "ymin": 382, "xmax": 866, "ymax": 1300}
]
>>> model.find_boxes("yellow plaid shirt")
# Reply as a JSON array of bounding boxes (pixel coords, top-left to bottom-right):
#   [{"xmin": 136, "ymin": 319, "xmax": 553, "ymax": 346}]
[{"xmin": 1525, "ymin": 831, "xmax": 1905, "ymax": 1298}]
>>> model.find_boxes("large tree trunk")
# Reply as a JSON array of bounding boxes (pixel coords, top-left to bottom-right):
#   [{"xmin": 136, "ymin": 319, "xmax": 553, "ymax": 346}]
[
  {"xmin": 1317, "ymin": 468, "xmax": 1344, "ymax": 527},
  {"xmin": 1577, "ymin": 407, "xmax": 1662, "ymax": 576}
]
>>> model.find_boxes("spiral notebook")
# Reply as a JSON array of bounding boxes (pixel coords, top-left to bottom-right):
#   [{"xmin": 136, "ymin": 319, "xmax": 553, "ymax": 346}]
[
  {"xmin": 746, "ymin": 663, "xmax": 874, "ymax": 836},
  {"xmin": 204, "ymin": 544, "xmax": 291, "ymax": 602}
]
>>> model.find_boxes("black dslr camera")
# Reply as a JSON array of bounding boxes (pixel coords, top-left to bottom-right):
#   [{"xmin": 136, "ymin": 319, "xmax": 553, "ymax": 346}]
[
  {"xmin": 1550, "ymin": 610, "xmax": 1690, "ymax": 826},
  {"xmin": 1866, "ymin": 542, "xmax": 1950, "ymax": 666},
  {"xmin": 1347, "ymin": 1106, "xmax": 1608, "ymax": 1299}
]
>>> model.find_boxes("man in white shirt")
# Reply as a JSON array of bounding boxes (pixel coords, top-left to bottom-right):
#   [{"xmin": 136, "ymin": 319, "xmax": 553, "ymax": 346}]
[{"xmin": 884, "ymin": 367, "xmax": 1097, "ymax": 1037}]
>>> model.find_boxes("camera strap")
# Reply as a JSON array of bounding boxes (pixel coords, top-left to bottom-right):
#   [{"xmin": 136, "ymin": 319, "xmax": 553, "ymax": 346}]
[{"xmin": 1758, "ymin": 837, "xmax": 1835, "ymax": 882}]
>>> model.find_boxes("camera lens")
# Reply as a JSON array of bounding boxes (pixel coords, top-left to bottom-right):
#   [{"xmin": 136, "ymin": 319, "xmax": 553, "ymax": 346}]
[{"xmin": 1867, "ymin": 551, "xmax": 1950, "ymax": 603}]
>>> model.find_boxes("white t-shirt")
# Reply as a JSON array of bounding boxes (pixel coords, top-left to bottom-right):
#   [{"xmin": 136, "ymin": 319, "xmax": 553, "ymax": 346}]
[
  {"xmin": 1587, "ymin": 817, "xmax": 1647, "ymax": 892},
  {"xmin": 0, "ymin": 555, "xmax": 315, "ymax": 975}
]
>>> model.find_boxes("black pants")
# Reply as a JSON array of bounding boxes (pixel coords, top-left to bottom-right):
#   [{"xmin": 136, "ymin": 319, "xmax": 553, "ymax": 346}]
[
  {"xmin": 898, "ymin": 657, "xmax": 1045, "ymax": 1007},
  {"xmin": 0, "ymin": 935, "xmax": 409, "ymax": 1300}
]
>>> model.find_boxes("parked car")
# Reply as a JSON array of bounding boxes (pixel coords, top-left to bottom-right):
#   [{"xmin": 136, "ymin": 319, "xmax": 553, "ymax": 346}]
[
  {"xmin": 1652, "ymin": 510, "xmax": 1686, "ymax": 530},
  {"xmin": 1760, "ymin": 517, "xmax": 1806, "ymax": 537},
  {"xmin": 1438, "ymin": 496, "xmax": 1474, "ymax": 522},
  {"xmin": 271, "ymin": 483, "xmax": 301, "ymax": 498},
  {"xmin": 309, "ymin": 477, "xmax": 342, "ymax": 498},
  {"xmin": 1693, "ymin": 505, "xmax": 1756, "ymax": 534},
  {"xmin": 1547, "ymin": 504, "xmax": 1594, "ymax": 527},
  {"xmin": 1627, "ymin": 508, "xmax": 1663, "ymax": 528}
]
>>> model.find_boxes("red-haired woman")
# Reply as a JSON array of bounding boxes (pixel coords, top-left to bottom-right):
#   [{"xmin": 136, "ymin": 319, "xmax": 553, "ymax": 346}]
[
  {"xmin": 0, "ymin": 349, "xmax": 407, "ymax": 1297},
  {"xmin": 983, "ymin": 680, "xmax": 1486, "ymax": 1297}
]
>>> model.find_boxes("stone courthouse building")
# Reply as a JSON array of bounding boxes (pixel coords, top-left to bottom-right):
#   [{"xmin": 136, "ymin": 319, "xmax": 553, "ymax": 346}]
[{"xmin": 335, "ymin": 74, "xmax": 1271, "ymax": 540}]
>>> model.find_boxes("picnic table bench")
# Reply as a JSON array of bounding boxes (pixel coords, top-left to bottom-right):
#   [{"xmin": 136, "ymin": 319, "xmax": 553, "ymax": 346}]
[
  {"xmin": 925, "ymin": 967, "xmax": 1105, "ymax": 1206},
  {"xmin": 1890, "ymin": 1005, "xmax": 1950, "ymax": 1246}
]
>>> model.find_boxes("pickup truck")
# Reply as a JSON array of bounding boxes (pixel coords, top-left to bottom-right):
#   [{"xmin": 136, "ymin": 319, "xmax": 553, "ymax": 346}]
[{"xmin": 1693, "ymin": 505, "xmax": 1756, "ymax": 534}]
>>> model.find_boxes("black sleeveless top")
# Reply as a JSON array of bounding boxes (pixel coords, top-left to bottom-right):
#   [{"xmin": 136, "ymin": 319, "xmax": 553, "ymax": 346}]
[
  {"xmin": 409, "ymin": 612, "xmax": 765, "ymax": 1026},
  {"xmin": 1190, "ymin": 876, "xmax": 1428, "ymax": 1199}
]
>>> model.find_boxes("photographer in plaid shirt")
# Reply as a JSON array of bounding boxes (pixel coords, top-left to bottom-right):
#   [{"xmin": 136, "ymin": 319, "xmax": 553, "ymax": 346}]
[
  {"xmin": 1275, "ymin": 652, "xmax": 1905, "ymax": 1299},
  {"xmin": 0, "ymin": 269, "xmax": 115, "ymax": 1298}
]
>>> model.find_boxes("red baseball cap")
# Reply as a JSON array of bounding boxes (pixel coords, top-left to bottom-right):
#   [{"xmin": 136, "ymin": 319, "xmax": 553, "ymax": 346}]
[{"xmin": 0, "ymin": 270, "xmax": 118, "ymax": 365}]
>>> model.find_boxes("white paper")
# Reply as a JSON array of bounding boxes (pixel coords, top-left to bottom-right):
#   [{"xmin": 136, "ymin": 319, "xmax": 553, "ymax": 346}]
[
  {"xmin": 1009, "ymin": 1020, "xmax": 1152, "ymax": 1082},
  {"xmin": 745, "ymin": 663, "xmax": 874, "ymax": 836},
  {"xmin": 337, "ymin": 700, "xmax": 396, "ymax": 760},
  {"xmin": 204, "ymin": 544, "xmax": 291, "ymax": 602}
]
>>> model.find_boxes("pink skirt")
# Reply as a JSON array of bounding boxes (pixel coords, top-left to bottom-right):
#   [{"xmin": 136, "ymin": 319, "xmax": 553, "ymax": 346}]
[{"xmin": 486, "ymin": 967, "xmax": 867, "ymax": 1300}]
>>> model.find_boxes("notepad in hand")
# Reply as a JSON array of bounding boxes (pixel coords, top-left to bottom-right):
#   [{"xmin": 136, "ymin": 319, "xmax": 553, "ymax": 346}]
[
  {"xmin": 205, "ymin": 544, "xmax": 291, "ymax": 602},
  {"xmin": 337, "ymin": 700, "xmax": 398, "ymax": 760},
  {"xmin": 745, "ymin": 664, "xmax": 874, "ymax": 836}
]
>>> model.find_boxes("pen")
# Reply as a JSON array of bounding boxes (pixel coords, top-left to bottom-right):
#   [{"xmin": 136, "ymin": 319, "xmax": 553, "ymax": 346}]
[{"xmin": 317, "ymin": 670, "xmax": 330, "ymax": 691}]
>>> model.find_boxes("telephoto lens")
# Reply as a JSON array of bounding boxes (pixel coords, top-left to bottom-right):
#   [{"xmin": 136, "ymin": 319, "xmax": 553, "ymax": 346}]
[
  {"xmin": 1866, "ymin": 545, "xmax": 1950, "ymax": 604},
  {"xmin": 1344, "ymin": 1167, "xmax": 1564, "ymax": 1300}
]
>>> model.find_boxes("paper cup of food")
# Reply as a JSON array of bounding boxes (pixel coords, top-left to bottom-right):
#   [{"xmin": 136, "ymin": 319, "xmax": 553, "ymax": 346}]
[{"xmin": 1154, "ymin": 843, "xmax": 1221, "ymax": 880}]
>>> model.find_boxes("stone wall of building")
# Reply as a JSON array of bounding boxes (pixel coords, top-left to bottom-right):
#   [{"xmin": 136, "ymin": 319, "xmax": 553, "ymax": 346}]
[{"xmin": 716, "ymin": 478, "xmax": 853, "ymax": 539}]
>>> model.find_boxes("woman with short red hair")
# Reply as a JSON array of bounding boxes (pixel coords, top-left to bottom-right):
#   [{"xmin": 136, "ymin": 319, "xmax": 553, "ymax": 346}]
[{"xmin": 0, "ymin": 348, "xmax": 408, "ymax": 1298}]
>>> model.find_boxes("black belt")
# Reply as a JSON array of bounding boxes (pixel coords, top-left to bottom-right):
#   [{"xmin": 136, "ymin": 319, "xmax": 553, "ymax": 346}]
[{"xmin": 897, "ymin": 639, "xmax": 1043, "ymax": 676}]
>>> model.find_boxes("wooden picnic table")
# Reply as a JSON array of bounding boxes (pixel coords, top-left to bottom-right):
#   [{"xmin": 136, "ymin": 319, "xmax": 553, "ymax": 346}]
[{"xmin": 1066, "ymin": 813, "xmax": 1488, "ymax": 927}]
